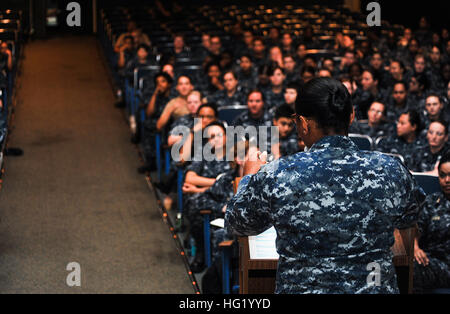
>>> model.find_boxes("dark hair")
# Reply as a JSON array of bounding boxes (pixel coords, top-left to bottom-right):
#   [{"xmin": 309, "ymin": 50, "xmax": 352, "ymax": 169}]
[
  {"xmin": 154, "ymin": 71, "xmax": 173, "ymax": 85},
  {"xmin": 429, "ymin": 119, "xmax": 449, "ymax": 135},
  {"xmin": 301, "ymin": 65, "xmax": 316, "ymax": 76},
  {"xmin": 411, "ymin": 73, "xmax": 430, "ymax": 90},
  {"xmin": 286, "ymin": 81, "xmax": 300, "ymax": 91},
  {"xmin": 363, "ymin": 68, "xmax": 380, "ymax": 82},
  {"xmin": 177, "ymin": 75, "xmax": 192, "ymax": 84},
  {"xmin": 240, "ymin": 54, "xmax": 253, "ymax": 62},
  {"xmin": 295, "ymin": 77, "xmax": 353, "ymax": 134},
  {"xmin": 426, "ymin": 92, "xmax": 442, "ymax": 103},
  {"xmin": 124, "ymin": 35, "xmax": 134, "ymax": 42},
  {"xmin": 438, "ymin": 151, "xmax": 450, "ymax": 171},
  {"xmin": 197, "ymin": 103, "xmax": 218, "ymax": 117},
  {"xmin": 401, "ymin": 109, "xmax": 421, "ymax": 135},
  {"xmin": 204, "ymin": 120, "xmax": 226, "ymax": 132},
  {"xmin": 136, "ymin": 44, "xmax": 150, "ymax": 53},
  {"xmin": 283, "ymin": 53, "xmax": 296, "ymax": 61},
  {"xmin": 253, "ymin": 37, "xmax": 265, "ymax": 45},
  {"xmin": 223, "ymin": 70, "xmax": 238, "ymax": 80},
  {"xmin": 391, "ymin": 59, "xmax": 405, "ymax": 71},
  {"xmin": 268, "ymin": 63, "xmax": 284, "ymax": 76},
  {"xmin": 246, "ymin": 89, "xmax": 265, "ymax": 103},
  {"xmin": 205, "ymin": 61, "xmax": 221, "ymax": 72},
  {"xmin": 274, "ymin": 104, "xmax": 295, "ymax": 120},
  {"xmin": 393, "ymin": 81, "xmax": 408, "ymax": 91},
  {"xmin": 368, "ymin": 101, "xmax": 386, "ymax": 116}
]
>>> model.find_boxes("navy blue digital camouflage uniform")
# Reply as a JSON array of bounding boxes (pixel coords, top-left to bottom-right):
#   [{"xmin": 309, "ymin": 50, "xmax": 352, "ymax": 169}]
[
  {"xmin": 226, "ymin": 135, "xmax": 425, "ymax": 294},
  {"xmin": 264, "ymin": 88, "xmax": 285, "ymax": 109},
  {"xmin": 184, "ymin": 159, "xmax": 233, "ymax": 251},
  {"xmin": 375, "ymin": 135, "xmax": 426, "ymax": 170},
  {"xmin": 349, "ymin": 120, "xmax": 395, "ymax": 143},
  {"xmin": 411, "ymin": 143, "xmax": 450, "ymax": 172},
  {"xmin": 141, "ymin": 93, "xmax": 170, "ymax": 164},
  {"xmin": 279, "ymin": 129, "xmax": 299, "ymax": 157},
  {"xmin": 235, "ymin": 68, "xmax": 258, "ymax": 92},
  {"xmin": 414, "ymin": 192, "xmax": 450, "ymax": 293},
  {"xmin": 231, "ymin": 109, "xmax": 274, "ymax": 153},
  {"xmin": 206, "ymin": 86, "xmax": 247, "ymax": 108}
]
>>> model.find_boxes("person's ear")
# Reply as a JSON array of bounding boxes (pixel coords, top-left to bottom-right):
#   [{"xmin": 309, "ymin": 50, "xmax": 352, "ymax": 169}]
[{"xmin": 299, "ymin": 116, "xmax": 309, "ymax": 135}]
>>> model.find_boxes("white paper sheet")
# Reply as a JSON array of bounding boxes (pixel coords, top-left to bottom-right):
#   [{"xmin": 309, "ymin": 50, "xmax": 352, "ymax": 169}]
[
  {"xmin": 248, "ymin": 227, "xmax": 279, "ymax": 259},
  {"xmin": 210, "ymin": 218, "xmax": 224, "ymax": 228}
]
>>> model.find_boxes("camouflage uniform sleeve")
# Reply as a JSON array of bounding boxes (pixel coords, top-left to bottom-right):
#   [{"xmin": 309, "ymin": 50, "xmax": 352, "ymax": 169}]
[
  {"xmin": 390, "ymin": 161, "xmax": 426, "ymax": 229},
  {"xmin": 225, "ymin": 163, "xmax": 276, "ymax": 236},
  {"xmin": 417, "ymin": 194, "xmax": 433, "ymax": 237},
  {"xmin": 185, "ymin": 160, "xmax": 204, "ymax": 176}
]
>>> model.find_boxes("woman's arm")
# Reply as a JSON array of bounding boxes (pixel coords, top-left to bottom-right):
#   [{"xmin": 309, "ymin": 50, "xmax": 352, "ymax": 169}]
[
  {"xmin": 185, "ymin": 170, "xmax": 216, "ymax": 187},
  {"xmin": 146, "ymin": 88, "xmax": 160, "ymax": 117},
  {"xmin": 156, "ymin": 101, "xmax": 174, "ymax": 131}
]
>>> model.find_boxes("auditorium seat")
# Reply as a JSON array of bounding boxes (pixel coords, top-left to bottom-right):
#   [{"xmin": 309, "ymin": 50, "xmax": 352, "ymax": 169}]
[
  {"xmin": 412, "ymin": 173, "xmax": 441, "ymax": 195},
  {"xmin": 349, "ymin": 133, "xmax": 373, "ymax": 151},
  {"xmin": 217, "ymin": 105, "xmax": 247, "ymax": 126}
]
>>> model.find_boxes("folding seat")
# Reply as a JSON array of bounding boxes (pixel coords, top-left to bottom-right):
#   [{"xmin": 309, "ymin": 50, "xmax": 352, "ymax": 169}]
[
  {"xmin": 217, "ymin": 105, "xmax": 247, "ymax": 126},
  {"xmin": 412, "ymin": 173, "xmax": 441, "ymax": 195},
  {"xmin": 349, "ymin": 133, "xmax": 373, "ymax": 151},
  {"xmin": 0, "ymin": 30, "xmax": 17, "ymax": 43}
]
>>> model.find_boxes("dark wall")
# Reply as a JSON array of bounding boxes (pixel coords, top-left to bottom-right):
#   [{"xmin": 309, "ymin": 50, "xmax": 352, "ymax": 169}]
[
  {"xmin": 361, "ymin": 0, "xmax": 449, "ymax": 32},
  {"xmin": 57, "ymin": 0, "xmax": 93, "ymax": 34}
]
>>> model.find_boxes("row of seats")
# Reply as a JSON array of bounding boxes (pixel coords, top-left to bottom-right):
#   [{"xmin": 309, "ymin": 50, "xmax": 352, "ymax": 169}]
[{"xmin": 0, "ymin": 8, "xmax": 23, "ymax": 176}]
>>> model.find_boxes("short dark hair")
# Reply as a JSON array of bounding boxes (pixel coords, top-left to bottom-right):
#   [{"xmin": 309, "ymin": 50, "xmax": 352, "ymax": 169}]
[
  {"xmin": 401, "ymin": 109, "xmax": 421, "ymax": 135},
  {"xmin": 204, "ymin": 120, "xmax": 226, "ymax": 132},
  {"xmin": 240, "ymin": 54, "xmax": 253, "ymax": 62},
  {"xmin": 268, "ymin": 63, "xmax": 284, "ymax": 76},
  {"xmin": 286, "ymin": 81, "xmax": 300, "ymax": 91},
  {"xmin": 136, "ymin": 44, "xmax": 150, "ymax": 52},
  {"xmin": 274, "ymin": 104, "xmax": 294, "ymax": 120},
  {"xmin": 438, "ymin": 151, "xmax": 450, "ymax": 171},
  {"xmin": 124, "ymin": 35, "xmax": 134, "ymax": 42},
  {"xmin": 295, "ymin": 77, "xmax": 353, "ymax": 134},
  {"xmin": 154, "ymin": 71, "xmax": 173, "ymax": 85},
  {"xmin": 429, "ymin": 119, "xmax": 449, "ymax": 135},
  {"xmin": 246, "ymin": 89, "xmax": 265, "ymax": 103},
  {"xmin": 197, "ymin": 103, "xmax": 218, "ymax": 117}
]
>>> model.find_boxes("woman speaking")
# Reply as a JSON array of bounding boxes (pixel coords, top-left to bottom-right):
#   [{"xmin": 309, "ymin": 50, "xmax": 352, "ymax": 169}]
[{"xmin": 225, "ymin": 77, "xmax": 425, "ymax": 294}]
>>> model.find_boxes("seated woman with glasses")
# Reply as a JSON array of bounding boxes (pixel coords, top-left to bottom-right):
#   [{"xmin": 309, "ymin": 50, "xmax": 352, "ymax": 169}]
[{"xmin": 349, "ymin": 101, "xmax": 395, "ymax": 141}]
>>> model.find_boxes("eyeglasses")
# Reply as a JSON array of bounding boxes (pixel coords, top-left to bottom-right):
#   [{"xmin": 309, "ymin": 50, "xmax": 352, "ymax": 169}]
[
  {"xmin": 369, "ymin": 109, "xmax": 384, "ymax": 115},
  {"xmin": 209, "ymin": 132, "xmax": 224, "ymax": 139}
]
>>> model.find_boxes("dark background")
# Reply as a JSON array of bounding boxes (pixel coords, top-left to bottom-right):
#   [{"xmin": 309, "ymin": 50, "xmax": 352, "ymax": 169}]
[{"xmin": 2, "ymin": 0, "xmax": 448, "ymax": 38}]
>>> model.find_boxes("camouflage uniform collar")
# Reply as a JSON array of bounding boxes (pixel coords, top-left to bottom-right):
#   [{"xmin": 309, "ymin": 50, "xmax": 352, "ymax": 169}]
[{"xmin": 309, "ymin": 135, "xmax": 357, "ymax": 152}]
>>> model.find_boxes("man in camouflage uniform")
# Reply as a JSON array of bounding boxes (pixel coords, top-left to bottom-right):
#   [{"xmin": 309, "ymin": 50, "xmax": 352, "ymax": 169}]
[
  {"xmin": 413, "ymin": 153, "xmax": 450, "ymax": 293},
  {"xmin": 205, "ymin": 71, "xmax": 247, "ymax": 109},
  {"xmin": 231, "ymin": 90, "xmax": 274, "ymax": 153},
  {"xmin": 225, "ymin": 77, "xmax": 425, "ymax": 294}
]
